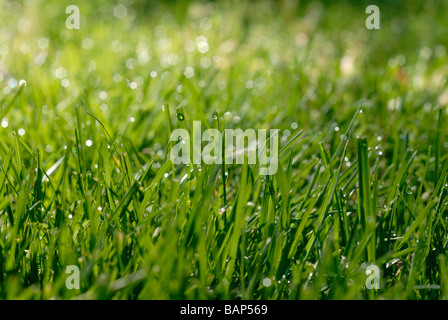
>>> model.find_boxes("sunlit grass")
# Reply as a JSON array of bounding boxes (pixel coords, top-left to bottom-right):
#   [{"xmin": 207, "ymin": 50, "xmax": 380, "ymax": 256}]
[{"xmin": 0, "ymin": 0, "xmax": 448, "ymax": 299}]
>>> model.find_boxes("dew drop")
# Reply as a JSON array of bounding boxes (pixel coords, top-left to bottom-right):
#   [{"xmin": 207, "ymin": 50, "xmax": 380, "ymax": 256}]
[
  {"xmin": 223, "ymin": 111, "xmax": 232, "ymax": 122},
  {"xmin": 8, "ymin": 79, "xmax": 17, "ymax": 88},
  {"xmin": 99, "ymin": 91, "xmax": 108, "ymax": 100},
  {"xmin": 262, "ymin": 278, "xmax": 272, "ymax": 287}
]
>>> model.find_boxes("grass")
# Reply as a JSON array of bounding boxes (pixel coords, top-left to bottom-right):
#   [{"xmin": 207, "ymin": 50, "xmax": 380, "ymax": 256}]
[{"xmin": 0, "ymin": 0, "xmax": 448, "ymax": 299}]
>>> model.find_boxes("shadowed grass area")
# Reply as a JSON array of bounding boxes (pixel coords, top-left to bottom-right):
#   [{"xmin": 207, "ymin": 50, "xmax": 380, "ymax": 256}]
[{"xmin": 0, "ymin": 0, "xmax": 448, "ymax": 299}]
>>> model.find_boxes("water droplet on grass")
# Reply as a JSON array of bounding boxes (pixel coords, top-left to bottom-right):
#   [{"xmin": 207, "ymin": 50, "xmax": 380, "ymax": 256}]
[
  {"xmin": 8, "ymin": 79, "xmax": 17, "ymax": 88},
  {"xmin": 262, "ymin": 278, "xmax": 272, "ymax": 287},
  {"xmin": 223, "ymin": 112, "xmax": 232, "ymax": 122},
  {"xmin": 177, "ymin": 113, "xmax": 185, "ymax": 121},
  {"xmin": 55, "ymin": 67, "xmax": 67, "ymax": 79},
  {"xmin": 184, "ymin": 66, "xmax": 194, "ymax": 79},
  {"xmin": 99, "ymin": 91, "xmax": 107, "ymax": 100}
]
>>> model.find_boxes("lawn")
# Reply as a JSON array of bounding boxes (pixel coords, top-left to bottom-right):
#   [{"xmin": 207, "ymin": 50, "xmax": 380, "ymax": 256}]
[{"xmin": 0, "ymin": 0, "xmax": 448, "ymax": 299}]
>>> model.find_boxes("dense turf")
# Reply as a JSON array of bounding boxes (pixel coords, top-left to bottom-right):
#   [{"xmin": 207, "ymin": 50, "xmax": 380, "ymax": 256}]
[{"xmin": 1, "ymin": 0, "xmax": 448, "ymax": 299}]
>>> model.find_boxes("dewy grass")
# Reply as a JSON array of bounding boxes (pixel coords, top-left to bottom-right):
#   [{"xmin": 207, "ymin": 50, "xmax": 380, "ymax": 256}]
[{"xmin": 0, "ymin": 0, "xmax": 447, "ymax": 300}]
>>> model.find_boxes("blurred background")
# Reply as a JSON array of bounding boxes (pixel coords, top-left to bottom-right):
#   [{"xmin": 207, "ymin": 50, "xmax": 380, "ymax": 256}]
[{"xmin": 0, "ymin": 0, "xmax": 447, "ymax": 161}]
